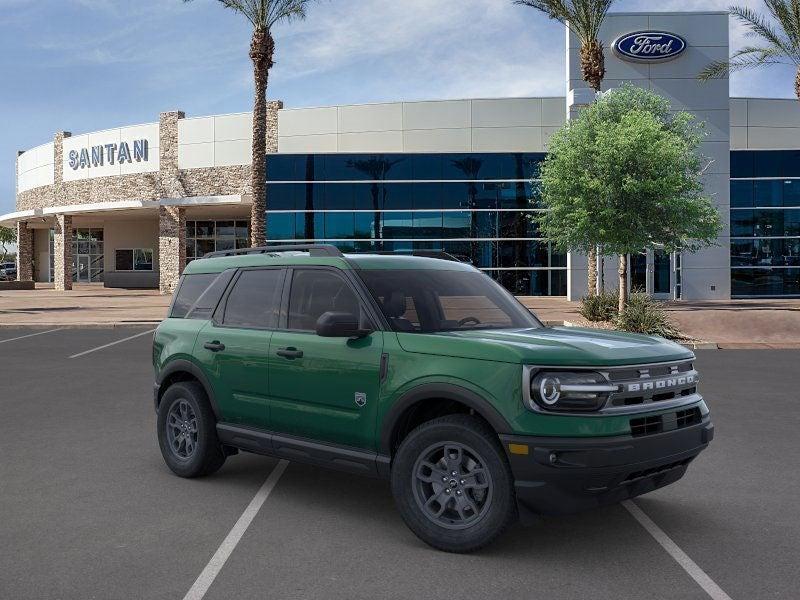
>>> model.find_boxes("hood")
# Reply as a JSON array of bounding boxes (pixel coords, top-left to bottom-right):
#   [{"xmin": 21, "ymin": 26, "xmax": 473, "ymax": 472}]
[{"xmin": 395, "ymin": 326, "xmax": 693, "ymax": 366}]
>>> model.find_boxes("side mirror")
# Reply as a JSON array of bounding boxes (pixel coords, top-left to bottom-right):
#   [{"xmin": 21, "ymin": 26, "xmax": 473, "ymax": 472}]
[{"xmin": 315, "ymin": 312, "xmax": 373, "ymax": 338}]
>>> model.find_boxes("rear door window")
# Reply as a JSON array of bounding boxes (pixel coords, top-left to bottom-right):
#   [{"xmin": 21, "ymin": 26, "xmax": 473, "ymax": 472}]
[
  {"xmin": 222, "ymin": 269, "xmax": 284, "ymax": 329},
  {"xmin": 171, "ymin": 273, "xmax": 219, "ymax": 318}
]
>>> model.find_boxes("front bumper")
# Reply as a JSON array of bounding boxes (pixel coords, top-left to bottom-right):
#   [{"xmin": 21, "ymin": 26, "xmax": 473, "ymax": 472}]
[{"xmin": 500, "ymin": 416, "xmax": 713, "ymax": 516}]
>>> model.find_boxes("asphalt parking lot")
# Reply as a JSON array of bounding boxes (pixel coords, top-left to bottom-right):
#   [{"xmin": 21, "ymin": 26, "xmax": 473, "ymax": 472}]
[{"xmin": 1, "ymin": 327, "xmax": 798, "ymax": 600}]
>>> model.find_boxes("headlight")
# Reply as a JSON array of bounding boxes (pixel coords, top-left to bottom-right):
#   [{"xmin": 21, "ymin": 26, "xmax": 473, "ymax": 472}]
[{"xmin": 528, "ymin": 371, "xmax": 617, "ymax": 412}]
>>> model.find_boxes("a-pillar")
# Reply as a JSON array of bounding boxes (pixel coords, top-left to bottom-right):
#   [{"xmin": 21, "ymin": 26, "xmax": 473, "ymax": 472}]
[
  {"xmin": 159, "ymin": 205, "xmax": 185, "ymax": 295},
  {"xmin": 16, "ymin": 221, "xmax": 33, "ymax": 282},
  {"xmin": 53, "ymin": 214, "xmax": 73, "ymax": 291}
]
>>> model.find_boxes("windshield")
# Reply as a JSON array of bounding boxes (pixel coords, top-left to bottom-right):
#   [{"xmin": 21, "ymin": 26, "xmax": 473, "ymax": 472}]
[{"xmin": 357, "ymin": 269, "xmax": 542, "ymax": 333}]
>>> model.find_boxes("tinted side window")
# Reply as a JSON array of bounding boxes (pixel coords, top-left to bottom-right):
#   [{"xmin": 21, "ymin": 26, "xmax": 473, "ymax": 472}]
[
  {"xmin": 185, "ymin": 269, "xmax": 236, "ymax": 320},
  {"xmin": 171, "ymin": 273, "xmax": 218, "ymax": 318},
  {"xmin": 287, "ymin": 269, "xmax": 362, "ymax": 331},
  {"xmin": 223, "ymin": 269, "xmax": 284, "ymax": 329}
]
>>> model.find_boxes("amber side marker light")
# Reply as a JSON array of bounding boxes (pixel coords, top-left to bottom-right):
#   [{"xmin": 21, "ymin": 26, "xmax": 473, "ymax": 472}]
[{"xmin": 508, "ymin": 443, "xmax": 529, "ymax": 455}]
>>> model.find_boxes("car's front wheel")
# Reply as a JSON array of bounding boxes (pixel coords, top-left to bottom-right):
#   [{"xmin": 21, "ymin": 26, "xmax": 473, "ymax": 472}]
[
  {"xmin": 157, "ymin": 381, "xmax": 225, "ymax": 478},
  {"xmin": 391, "ymin": 414, "xmax": 517, "ymax": 552}
]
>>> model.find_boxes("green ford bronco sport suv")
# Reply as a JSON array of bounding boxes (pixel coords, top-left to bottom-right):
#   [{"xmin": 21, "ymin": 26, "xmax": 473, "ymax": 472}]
[{"xmin": 153, "ymin": 244, "xmax": 713, "ymax": 552}]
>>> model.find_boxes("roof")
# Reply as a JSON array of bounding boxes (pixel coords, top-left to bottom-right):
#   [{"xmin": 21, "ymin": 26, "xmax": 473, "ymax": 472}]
[{"xmin": 182, "ymin": 251, "xmax": 478, "ymax": 275}]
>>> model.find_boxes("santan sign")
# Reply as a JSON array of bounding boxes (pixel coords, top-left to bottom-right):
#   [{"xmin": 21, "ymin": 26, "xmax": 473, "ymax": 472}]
[
  {"xmin": 613, "ymin": 31, "xmax": 687, "ymax": 62},
  {"xmin": 68, "ymin": 139, "xmax": 149, "ymax": 170}
]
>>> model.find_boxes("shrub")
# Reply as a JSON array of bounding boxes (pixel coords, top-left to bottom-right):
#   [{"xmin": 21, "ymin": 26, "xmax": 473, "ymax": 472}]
[
  {"xmin": 615, "ymin": 293, "xmax": 683, "ymax": 339},
  {"xmin": 579, "ymin": 290, "xmax": 619, "ymax": 322}
]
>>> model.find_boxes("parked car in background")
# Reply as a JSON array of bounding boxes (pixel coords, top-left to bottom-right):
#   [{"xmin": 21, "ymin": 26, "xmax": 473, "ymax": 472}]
[{"xmin": 0, "ymin": 262, "xmax": 16, "ymax": 281}]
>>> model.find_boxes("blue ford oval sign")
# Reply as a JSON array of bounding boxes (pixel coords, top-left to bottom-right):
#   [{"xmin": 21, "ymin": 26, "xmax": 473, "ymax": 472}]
[{"xmin": 613, "ymin": 31, "xmax": 687, "ymax": 62}]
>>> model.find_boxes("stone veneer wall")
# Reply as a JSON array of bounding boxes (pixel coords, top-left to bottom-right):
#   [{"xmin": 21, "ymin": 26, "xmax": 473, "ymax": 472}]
[
  {"xmin": 15, "ymin": 222, "xmax": 33, "ymax": 282},
  {"xmin": 53, "ymin": 214, "xmax": 73, "ymax": 291},
  {"xmin": 158, "ymin": 206, "xmax": 185, "ymax": 295}
]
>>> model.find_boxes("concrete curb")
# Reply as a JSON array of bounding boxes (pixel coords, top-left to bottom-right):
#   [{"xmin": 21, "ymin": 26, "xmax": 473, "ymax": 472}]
[{"xmin": 0, "ymin": 322, "xmax": 161, "ymax": 329}]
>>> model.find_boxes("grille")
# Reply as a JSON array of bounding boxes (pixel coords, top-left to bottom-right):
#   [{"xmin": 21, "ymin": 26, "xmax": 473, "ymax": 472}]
[
  {"xmin": 608, "ymin": 361, "xmax": 698, "ymax": 408},
  {"xmin": 630, "ymin": 415, "xmax": 663, "ymax": 437},
  {"xmin": 630, "ymin": 407, "xmax": 703, "ymax": 437},
  {"xmin": 676, "ymin": 407, "xmax": 702, "ymax": 428}
]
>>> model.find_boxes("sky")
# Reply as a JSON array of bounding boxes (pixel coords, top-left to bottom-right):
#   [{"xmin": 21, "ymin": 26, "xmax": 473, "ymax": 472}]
[{"xmin": 0, "ymin": 0, "xmax": 797, "ymax": 215}]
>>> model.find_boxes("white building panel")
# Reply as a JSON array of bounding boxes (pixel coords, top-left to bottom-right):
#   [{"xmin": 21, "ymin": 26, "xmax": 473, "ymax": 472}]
[
  {"xmin": 472, "ymin": 127, "xmax": 543, "ymax": 152},
  {"xmin": 338, "ymin": 130, "xmax": 403, "ymax": 152},
  {"xmin": 403, "ymin": 100, "xmax": 471, "ymax": 130},
  {"xmin": 16, "ymin": 142, "xmax": 54, "ymax": 193},
  {"xmin": 178, "ymin": 117, "xmax": 214, "ymax": 145},
  {"xmin": 648, "ymin": 13, "xmax": 729, "ymax": 48},
  {"xmin": 278, "ymin": 107, "xmax": 338, "ymax": 137},
  {"xmin": 471, "ymin": 98, "xmax": 542, "ymax": 128},
  {"xmin": 747, "ymin": 98, "xmax": 800, "ymax": 128},
  {"xmin": 338, "ymin": 103, "xmax": 403, "ymax": 133},
  {"xmin": 178, "ymin": 142, "xmax": 214, "ymax": 170},
  {"xmin": 214, "ymin": 139, "xmax": 250, "ymax": 167},
  {"xmin": 730, "ymin": 126, "xmax": 748, "ymax": 149},
  {"xmin": 729, "ymin": 99, "xmax": 748, "ymax": 127},
  {"xmin": 541, "ymin": 98, "xmax": 566, "ymax": 127},
  {"xmin": 402, "ymin": 128, "xmax": 471, "ymax": 153},
  {"xmin": 214, "ymin": 113, "xmax": 252, "ymax": 142},
  {"xmin": 650, "ymin": 78, "xmax": 730, "ymax": 112},
  {"xmin": 278, "ymin": 134, "xmax": 338, "ymax": 153},
  {"xmin": 691, "ymin": 110, "xmax": 729, "ymax": 143},
  {"xmin": 746, "ymin": 127, "xmax": 800, "ymax": 150}
]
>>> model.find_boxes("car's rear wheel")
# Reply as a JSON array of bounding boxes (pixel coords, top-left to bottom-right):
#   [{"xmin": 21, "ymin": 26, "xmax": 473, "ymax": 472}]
[
  {"xmin": 391, "ymin": 414, "xmax": 517, "ymax": 552},
  {"xmin": 157, "ymin": 381, "xmax": 225, "ymax": 478}
]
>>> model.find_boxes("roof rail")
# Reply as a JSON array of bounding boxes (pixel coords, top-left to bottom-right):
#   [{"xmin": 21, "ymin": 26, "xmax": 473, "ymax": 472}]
[
  {"xmin": 202, "ymin": 244, "xmax": 344, "ymax": 259},
  {"xmin": 364, "ymin": 250, "xmax": 468, "ymax": 263}
]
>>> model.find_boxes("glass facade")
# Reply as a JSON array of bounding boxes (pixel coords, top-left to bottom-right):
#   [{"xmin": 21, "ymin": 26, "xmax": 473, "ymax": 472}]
[
  {"xmin": 47, "ymin": 228, "xmax": 105, "ymax": 283},
  {"xmin": 186, "ymin": 220, "xmax": 251, "ymax": 265},
  {"xmin": 731, "ymin": 151, "xmax": 800, "ymax": 297},
  {"xmin": 264, "ymin": 153, "xmax": 567, "ymax": 295}
]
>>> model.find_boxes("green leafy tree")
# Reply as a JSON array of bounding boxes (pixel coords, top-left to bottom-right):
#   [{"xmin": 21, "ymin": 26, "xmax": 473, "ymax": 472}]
[
  {"xmin": 699, "ymin": 2, "xmax": 800, "ymax": 100},
  {"xmin": 514, "ymin": 0, "xmax": 616, "ymax": 294},
  {"xmin": 536, "ymin": 85, "xmax": 722, "ymax": 313},
  {"xmin": 184, "ymin": 0, "xmax": 315, "ymax": 246},
  {"xmin": 0, "ymin": 226, "xmax": 15, "ymax": 263}
]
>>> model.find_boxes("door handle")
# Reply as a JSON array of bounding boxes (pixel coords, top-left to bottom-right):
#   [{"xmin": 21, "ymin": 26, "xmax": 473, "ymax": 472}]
[
  {"xmin": 203, "ymin": 341, "xmax": 226, "ymax": 352},
  {"xmin": 276, "ymin": 347, "xmax": 303, "ymax": 359}
]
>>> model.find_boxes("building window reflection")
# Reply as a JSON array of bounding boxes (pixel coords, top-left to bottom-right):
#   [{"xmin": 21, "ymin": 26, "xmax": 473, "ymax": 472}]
[
  {"xmin": 731, "ymin": 150, "xmax": 800, "ymax": 297},
  {"xmin": 265, "ymin": 153, "xmax": 564, "ymax": 295}
]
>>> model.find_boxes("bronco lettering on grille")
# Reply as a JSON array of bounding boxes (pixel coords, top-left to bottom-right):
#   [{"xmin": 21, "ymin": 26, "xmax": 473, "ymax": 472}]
[{"xmin": 627, "ymin": 374, "xmax": 695, "ymax": 393}]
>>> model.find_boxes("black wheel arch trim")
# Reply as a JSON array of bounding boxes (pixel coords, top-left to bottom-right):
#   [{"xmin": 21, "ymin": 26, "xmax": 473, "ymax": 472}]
[
  {"xmin": 380, "ymin": 383, "xmax": 512, "ymax": 455},
  {"xmin": 155, "ymin": 359, "xmax": 221, "ymax": 420}
]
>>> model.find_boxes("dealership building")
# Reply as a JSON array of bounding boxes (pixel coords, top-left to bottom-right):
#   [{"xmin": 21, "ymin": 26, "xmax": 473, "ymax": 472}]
[{"xmin": 4, "ymin": 10, "xmax": 800, "ymax": 299}]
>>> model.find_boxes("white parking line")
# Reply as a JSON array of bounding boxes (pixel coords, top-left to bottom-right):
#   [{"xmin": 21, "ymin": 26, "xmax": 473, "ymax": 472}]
[
  {"xmin": 68, "ymin": 328, "xmax": 156, "ymax": 359},
  {"xmin": 183, "ymin": 460, "xmax": 289, "ymax": 600},
  {"xmin": 0, "ymin": 329, "xmax": 63, "ymax": 344},
  {"xmin": 623, "ymin": 500, "xmax": 733, "ymax": 600}
]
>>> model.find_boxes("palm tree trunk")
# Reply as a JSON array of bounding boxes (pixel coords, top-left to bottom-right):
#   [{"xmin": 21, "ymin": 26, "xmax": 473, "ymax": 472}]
[
  {"xmin": 249, "ymin": 29, "xmax": 274, "ymax": 247},
  {"xmin": 796, "ymin": 67, "xmax": 800, "ymax": 102},
  {"xmin": 587, "ymin": 247, "xmax": 597, "ymax": 296},
  {"xmin": 618, "ymin": 254, "xmax": 628, "ymax": 314},
  {"xmin": 580, "ymin": 40, "xmax": 605, "ymax": 93},
  {"xmin": 580, "ymin": 39, "xmax": 604, "ymax": 295}
]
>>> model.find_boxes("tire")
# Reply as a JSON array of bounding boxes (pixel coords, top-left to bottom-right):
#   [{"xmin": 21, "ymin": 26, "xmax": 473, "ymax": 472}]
[
  {"xmin": 391, "ymin": 414, "xmax": 517, "ymax": 553},
  {"xmin": 157, "ymin": 381, "xmax": 226, "ymax": 478}
]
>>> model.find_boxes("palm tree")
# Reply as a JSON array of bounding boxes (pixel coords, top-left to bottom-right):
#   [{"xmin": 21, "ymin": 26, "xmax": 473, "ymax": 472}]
[
  {"xmin": 699, "ymin": 3, "xmax": 800, "ymax": 101},
  {"xmin": 184, "ymin": 0, "xmax": 314, "ymax": 247},
  {"xmin": 348, "ymin": 157, "xmax": 404, "ymax": 246},
  {"xmin": 515, "ymin": 0, "xmax": 616, "ymax": 295}
]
